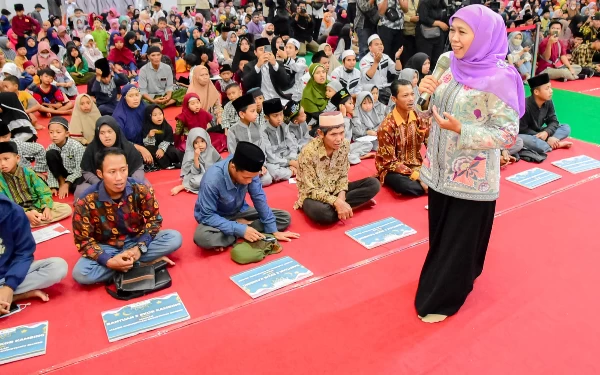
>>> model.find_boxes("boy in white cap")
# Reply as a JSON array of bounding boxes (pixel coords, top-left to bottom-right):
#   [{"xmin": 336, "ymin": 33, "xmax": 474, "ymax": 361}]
[
  {"xmin": 281, "ymin": 38, "xmax": 308, "ymax": 102},
  {"xmin": 359, "ymin": 34, "xmax": 403, "ymax": 105},
  {"xmin": 331, "ymin": 50, "xmax": 362, "ymax": 97}
]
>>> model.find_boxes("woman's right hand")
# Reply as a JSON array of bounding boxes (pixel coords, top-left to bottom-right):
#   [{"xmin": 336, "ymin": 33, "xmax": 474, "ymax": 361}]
[
  {"xmin": 435, "ymin": 21, "xmax": 449, "ymax": 31},
  {"xmin": 418, "ymin": 75, "xmax": 440, "ymax": 97}
]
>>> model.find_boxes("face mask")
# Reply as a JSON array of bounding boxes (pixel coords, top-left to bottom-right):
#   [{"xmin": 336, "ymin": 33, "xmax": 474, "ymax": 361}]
[
  {"xmin": 341, "ymin": 13, "xmax": 347, "ymax": 18},
  {"xmin": 266, "ymin": 30, "xmax": 274, "ymax": 35},
  {"xmin": 571, "ymin": 5, "xmax": 576, "ymax": 9},
  {"xmin": 511, "ymin": 38, "xmax": 523, "ymax": 46},
  {"xmin": 40, "ymin": 52, "xmax": 50, "ymax": 58}
]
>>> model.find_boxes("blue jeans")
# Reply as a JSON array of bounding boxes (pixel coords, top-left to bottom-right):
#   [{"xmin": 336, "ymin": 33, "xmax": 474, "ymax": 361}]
[
  {"xmin": 72, "ymin": 230, "xmax": 182, "ymax": 285},
  {"xmin": 518, "ymin": 124, "xmax": 571, "ymax": 154}
]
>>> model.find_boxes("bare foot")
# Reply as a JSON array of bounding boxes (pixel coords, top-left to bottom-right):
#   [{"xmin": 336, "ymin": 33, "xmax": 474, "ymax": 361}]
[
  {"xmin": 419, "ymin": 314, "xmax": 448, "ymax": 323},
  {"xmin": 13, "ymin": 289, "xmax": 49, "ymax": 302},
  {"xmin": 557, "ymin": 141, "xmax": 573, "ymax": 149},
  {"xmin": 170, "ymin": 185, "xmax": 185, "ymax": 196},
  {"xmin": 360, "ymin": 151, "xmax": 377, "ymax": 160}
]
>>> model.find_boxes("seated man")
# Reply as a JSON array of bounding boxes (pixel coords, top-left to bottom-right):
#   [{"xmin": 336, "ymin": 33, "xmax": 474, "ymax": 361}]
[
  {"xmin": 0, "ymin": 141, "xmax": 72, "ymax": 228},
  {"xmin": 519, "ymin": 73, "xmax": 572, "ymax": 154},
  {"xmin": 194, "ymin": 141, "xmax": 299, "ymax": 252},
  {"xmin": 570, "ymin": 35, "xmax": 600, "ymax": 77},
  {"xmin": 138, "ymin": 46, "xmax": 184, "ymax": 109},
  {"xmin": 72, "ymin": 147, "xmax": 182, "ymax": 285},
  {"xmin": 295, "ymin": 112, "xmax": 381, "ymax": 225},
  {"xmin": 536, "ymin": 21, "xmax": 582, "ymax": 81},
  {"xmin": 376, "ymin": 79, "xmax": 429, "ymax": 197},
  {"xmin": 359, "ymin": 35, "xmax": 403, "ymax": 104},
  {"xmin": 0, "ymin": 194, "xmax": 68, "ymax": 315}
]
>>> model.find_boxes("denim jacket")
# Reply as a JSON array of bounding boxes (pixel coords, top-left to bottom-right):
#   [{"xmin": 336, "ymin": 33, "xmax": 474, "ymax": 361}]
[{"xmin": 416, "ymin": 67, "xmax": 519, "ymax": 201}]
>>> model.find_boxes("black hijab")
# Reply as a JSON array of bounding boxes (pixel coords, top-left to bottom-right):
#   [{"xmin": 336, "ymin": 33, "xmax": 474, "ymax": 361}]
[
  {"xmin": 142, "ymin": 105, "xmax": 174, "ymax": 146},
  {"xmin": 232, "ymin": 36, "xmax": 256, "ymax": 72},
  {"xmin": 0, "ymin": 93, "xmax": 31, "ymax": 124},
  {"xmin": 405, "ymin": 53, "xmax": 430, "ymax": 83},
  {"xmin": 81, "ymin": 116, "xmax": 144, "ymax": 173},
  {"xmin": 124, "ymin": 31, "xmax": 138, "ymax": 52},
  {"xmin": 194, "ymin": 45, "xmax": 215, "ymax": 68}
]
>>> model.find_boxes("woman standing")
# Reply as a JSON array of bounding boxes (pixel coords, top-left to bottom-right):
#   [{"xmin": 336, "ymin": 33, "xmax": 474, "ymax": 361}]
[
  {"xmin": 415, "ymin": 5, "xmax": 525, "ymax": 323},
  {"xmin": 416, "ymin": 0, "xmax": 448, "ymax": 68}
]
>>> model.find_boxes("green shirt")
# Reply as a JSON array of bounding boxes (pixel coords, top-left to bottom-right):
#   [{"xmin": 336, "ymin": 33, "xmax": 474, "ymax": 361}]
[{"xmin": 0, "ymin": 165, "xmax": 54, "ymax": 212}]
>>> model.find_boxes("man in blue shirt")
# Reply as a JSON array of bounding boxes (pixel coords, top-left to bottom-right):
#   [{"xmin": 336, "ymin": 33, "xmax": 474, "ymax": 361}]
[
  {"xmin": 0, "ymin": 194, "xmax": 68, "ymax": 315},
  {"xmin": 194, "ymin": 142, "xmax": 299, "ymax": 252}
]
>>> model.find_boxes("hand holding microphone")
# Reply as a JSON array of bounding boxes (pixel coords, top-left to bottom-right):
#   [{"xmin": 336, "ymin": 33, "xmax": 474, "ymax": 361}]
[{"xmin": 417, "ymin": 55, "xmax": 450, "ymax": 108}]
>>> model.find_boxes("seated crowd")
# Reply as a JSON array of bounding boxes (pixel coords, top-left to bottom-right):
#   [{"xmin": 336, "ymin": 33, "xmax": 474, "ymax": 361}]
[{"xmin": 0, "ymin": 0, "xmax": 585, "ymax": 315}]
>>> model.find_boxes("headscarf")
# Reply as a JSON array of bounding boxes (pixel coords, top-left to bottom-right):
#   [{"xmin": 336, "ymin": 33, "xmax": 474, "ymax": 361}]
[
  {"xmin": 180, "ymin": 128, "xmax": 221, "ymax": 178},
  {"xmin": 187, "ymin": 65, "xmax": 221, "ymax": 111},
  {"xmin": 326, "ymin": 22, "xmax": 343, "ymax": 50},
  {"xmin": 0, "ymin": 37, "xmax": 16, "ymax": 61},
  {"xmin": 142, "ymin": 104, "xmax": 174, "ymax": 146},
  {"xmin": 319, "ymin": 43, "xmax": 341, "ymax": 74},
  {"xmin": 46, "ymin": 27, "xmax": 65, "ymax": 48},
  {"xmin": 113, "ymin": 84, "xmax": 147, "ymax": 145},
  {"xmin": 108, "ymin": 36, "xmax": 136, "ymax": 65},
  {"xmin": 0, "ymin": 93, "xmax": 30, "ymax": 124},
  {"xmin": 175, "ymin": 93, "xmax": 214, "ymax": 152},
  {"xmin": 80, "ymin": 117, "xmax": 144, "ymax": 173},
  {"xmin": 232, "ymin": 36, "xmax": 256, "ymax": 72},
  {"xmin": 1, "ymin": 63, "xmax": 21, "ymax": 78},
  {"xmin": 57, "ymin": 26, "xmax": 72, "ymax": 45},
  {"xmin": 354, "ymin": 91, "xmax": 380, "ymax": 131},
  {"xmin": 226, "ymin": 31, "xmax": 238, "ymax": 57},
  {"xmin": 70, "ymin": 94, "xmax": 101, "ymax": 145},
  {"xmin": 25, "ymin": 36, "xmax": 38, "ymax": 60},
  {"xmin": 301, "ymin": 63, "xmax": 329, "ymax": 113},
  {"xmin": 186, "ymin": 26, "xmax": 199, "ymax": 54},
  {"xmin": 405, "ymin": 53, "xmax": 430, "ymax": 83},
  {"xmin": 449, "ymin": 5, "xmax": 525, "ymax": 116},
  {"xmin": 32, "ymin": 41, "xmax": 58, "ymax": 68},
  {"xmin": 261, "ymin": 23, "xmax": 275, "ymax": 41},
  {"xmin": 124, "ymin": 31, "xmax": 138, "ymax": 52},
  {"xmin": 398, "ymin": 68, "xmax": 420, "ymax": 98}
]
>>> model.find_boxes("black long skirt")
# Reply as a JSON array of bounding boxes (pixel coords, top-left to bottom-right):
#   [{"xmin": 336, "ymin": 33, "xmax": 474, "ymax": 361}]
[{"xmin": 415, "ymin": 188, "xmax": 496, "ymax": 317}]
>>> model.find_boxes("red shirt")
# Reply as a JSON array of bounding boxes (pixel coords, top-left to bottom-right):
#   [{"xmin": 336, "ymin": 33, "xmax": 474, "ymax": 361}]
[
  {"xmin": 10, "ymin": 15, "xmax": 41, "ymax": 37},
  {"xmin": 536, "ymin": 37, "xmax": 566, "ymax": 74}
]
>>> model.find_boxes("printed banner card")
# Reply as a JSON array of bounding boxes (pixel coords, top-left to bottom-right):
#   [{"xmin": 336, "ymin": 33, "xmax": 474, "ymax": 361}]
[
  {"xmin": 346, "ymin": 217, "xmax": 417, "ymax": 249},
  {"xmin": 506, "ymin": 168, "xmax": 562, "ymax": 189},
  {"xmin": 552, "ymin": 155, "xmax": 600, "ymax": 174},
  {"xmin": 101, "ymin": 293, "xmax": 190, "ymax": 342},
  {"xmin": 230, "ymin": 256, "xmax": 313, "ymax": 299},
  {"xmin": 32, "ymin": 223, "xmax": 70, "ymax": 244},
  {"xmin": 0, "ymin": 321, "xmax": 48, "ymax": 365}
]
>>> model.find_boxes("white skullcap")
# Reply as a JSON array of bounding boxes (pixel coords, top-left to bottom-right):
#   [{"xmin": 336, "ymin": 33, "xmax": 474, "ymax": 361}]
[
  {"xmin": 319, "ymin": 111, "xmax": 344, "ymax": 127},
  {"xmin": 368, "ymin": 34, "xmax": 381, "ymax": 46},
  {"xmin": 341, "ymin": 50, "xmax": 356, "ymax": 61},
  {"xmin": 1, "ymin": 63, "xmax": 21, "ymax": 79},
  {"xmin": 286, "ymin": 38, "xmax": 300, "ymax": 50}
]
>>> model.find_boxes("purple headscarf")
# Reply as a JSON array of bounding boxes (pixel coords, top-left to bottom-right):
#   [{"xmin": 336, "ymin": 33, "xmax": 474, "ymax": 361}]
[{"xmin": 449, "ymin": 5, "xmax": 525, "ymax": 117}]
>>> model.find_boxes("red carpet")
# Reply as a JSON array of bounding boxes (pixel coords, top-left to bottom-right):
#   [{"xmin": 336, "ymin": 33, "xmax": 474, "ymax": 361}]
[
  {"xmin": 2, "ymin": 104, "xmax": 600, "ymax": 373},
  {"xmin": 550, "ymin": 76, "xmax": 600, "ymax": 96}
]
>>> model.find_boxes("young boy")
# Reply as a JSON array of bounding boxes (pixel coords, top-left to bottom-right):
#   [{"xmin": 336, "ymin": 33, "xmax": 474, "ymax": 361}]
[
  {"xmin": 90, "ymin": 58, "xmax": 128, "ymax": 115},
  {"xmin": 155, "ymin": 17, "xmax": 177, "ymax": 68},
  {"xmin": 23, "ymin": 61, "xmax": 39, "ymax": 89},
  {"xmin": 13, "ymin": 43, "xmax": 28, "ymax": 70},
  {"xmin": 2, "ymin": 75, "xmax": 42, "ymax": 129},
  {"xmin": 283, "ymin": 100, "xmax": 312, "ymax": 150},
  {"xmin": 262, "ymin": 98, "xmax": 299, "ymax": 182},
  {"xmin": 331, "ymin": 50, "xmax": 362, "ymax": 98},
  {"xmin": 281, "ymin": 38, "xmax": 307, "ymax": 101},
  {"xmin": 0, "ymin": 141, "xmax": 72, "ymax": 227},
  {"xmin": 227, "ymin": 93, "xmax": 273, "ymax": 186},
  {"xmin": 31, "ymin": 68, "xmax": 74, "ymax": 116},
  {"xmin": 221, "ymin": 82, "xmax": 243, "ymax": 133},
  {"xmin": 325, "ymin": 80, "xmax": 344, "ymax": 112},
  {"xmin": 0, "ymin": 123, "xmax": 47, "ymax": 179},
  {"xmin": 45, "ymin": 117, "xmax": 85, "ymax": 199},
  {"xmin": 214, "ymin": 64, "xmax": 237, "ymax": 105},
  {"xmin": 248, "ymin": 88, "xmax": 267, "ymax": 131}
]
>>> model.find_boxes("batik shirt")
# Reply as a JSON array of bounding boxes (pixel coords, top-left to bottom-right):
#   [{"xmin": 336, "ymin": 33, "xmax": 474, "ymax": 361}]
[
  {"xmin": 375, "ymin": 109, "xmax": 427, "ymax": 183},
  {"xmin": 46, "ymin": 138, "xmax": 85, "ymax": 189},
  {"xmin": 294, "ymin": 137, "xmax": 350, "ymax": 208},
  {"xmin": 571, "ymin": 42, "xmax": 597, "ymax": 68},
  {"xmin": 0, "ymin": 165, "xmax": 54, "ymax": 211},
  {"xmin": 73, "ymin": 179, "xmax": 162, "ymax": 266}
]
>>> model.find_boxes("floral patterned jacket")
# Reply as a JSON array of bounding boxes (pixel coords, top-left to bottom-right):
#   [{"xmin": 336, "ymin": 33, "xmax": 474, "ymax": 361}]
[{"xmin": 416, "ymin": 69, "xmax": 519, "ymax": 201}]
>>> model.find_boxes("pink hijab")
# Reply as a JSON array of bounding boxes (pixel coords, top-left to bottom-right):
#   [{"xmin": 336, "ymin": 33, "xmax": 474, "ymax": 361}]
[{"xmin": 32, "ymin": 41, "xmax": 58, "ymax": 69}]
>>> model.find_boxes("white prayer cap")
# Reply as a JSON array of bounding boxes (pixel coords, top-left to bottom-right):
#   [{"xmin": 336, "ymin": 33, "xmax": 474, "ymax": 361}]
[
  {"xmin": 341, "ymin": 50, "xmax": 356, "ymax": 61},
  {"xmin": 368, "ymin": 34, "xmax": 381, "ymax": 46},
  {"xmin": 286, "ymin": 38, "xmax": 300, "ymax": 50},
  {"xmin": 1, "ymin": 63, "xmax": 21, "ymax": 79},
  {"xmin": 319, "ymin": 111, "xmax": 344, "ymax": 127}
]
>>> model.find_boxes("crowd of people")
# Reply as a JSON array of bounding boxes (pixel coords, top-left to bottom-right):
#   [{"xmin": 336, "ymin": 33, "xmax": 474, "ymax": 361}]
[{"xmin": 0, "ymin": 0, "xmax": 586, "ymax": 322}]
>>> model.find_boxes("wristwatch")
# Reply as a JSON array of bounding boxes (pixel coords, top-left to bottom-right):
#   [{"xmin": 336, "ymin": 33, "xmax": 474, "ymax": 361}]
[{"xmin": 137, "ymin": 243, "xmax": 148, "ymax": 254}]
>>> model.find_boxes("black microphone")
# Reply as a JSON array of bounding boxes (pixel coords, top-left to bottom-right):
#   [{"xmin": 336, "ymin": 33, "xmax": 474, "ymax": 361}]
[{"xmin": 417, "ymin": 55, "xmax": 450, "ymax": 108}]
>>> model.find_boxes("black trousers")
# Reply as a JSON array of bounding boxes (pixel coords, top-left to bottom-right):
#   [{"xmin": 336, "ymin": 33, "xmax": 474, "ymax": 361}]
[
  {"xmin": 415, "ymin": 188, "xmax": 496, "ymax": 317},
  {"xmin": 302, "ymin": 177, "xmax": 381, "ymax": 225},
  {"xmin": 401, "ymin": 34, "xmax": 416, "ymax": 66},
  {"xmin": 378, "ymin": 25, "xmax": 405, "ymax": 62},
  {"xmin": 312, "ymin": 17, "xmax": 323, "ymax": 41},
  {"xmin": 46, "ymin": 149, "xmax": 83, "ymax": 191},
  {"xmin": 384, "ymin": 172, "xmax": 425, "ymax": 196},
  {"xmin": 146, "ymin": 144, "xmax": 183, "ymax": 169}
]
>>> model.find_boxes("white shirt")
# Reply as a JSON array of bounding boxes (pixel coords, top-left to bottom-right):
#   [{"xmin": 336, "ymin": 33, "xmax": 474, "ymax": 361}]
[
  {"xmin": 152, "ymin": 9, "xmax": 166, "ymax": 24},
  {"xmin": 359, "ymin": 52, "xmax": 399, "ymax": 89},
  {"xmin": 331, "ymin": 66, "xmax": 362, "ymax": 95},
  {"xmin": 256, "ymin": 62, "xmax": 281, "ymax": 101},
  {"xmin": 283, "ymin": 57, "xmax": 308, "ymax": 101}
]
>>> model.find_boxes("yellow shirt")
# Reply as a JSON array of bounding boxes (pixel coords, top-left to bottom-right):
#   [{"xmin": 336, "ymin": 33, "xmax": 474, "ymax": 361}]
[
  {"xmin": 14, "ymin": 55, "xmax": 27, "ymax": 70},
  {"xmin": 18, "ymin": 90, "xmax": 34, "ymax": 110}
]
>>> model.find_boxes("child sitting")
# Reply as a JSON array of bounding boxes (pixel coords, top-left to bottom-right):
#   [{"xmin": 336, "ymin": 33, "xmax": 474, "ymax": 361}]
[
  {"xmin": 0, "ymin": 141, "xmax": 72, "ymax": 228},
  {"xmin": 45, "ymin": 117, "xmax": 85, "ymax": 199},
  {"xmin": 1, "ymin": 62, "xmax": 32, "ymax": 91},
  {"xmin": 107, "ymin": 35, "xmax": 138, "ymax": 80},
  {"xmin": 262, "ymin": 98, "xmax": 299, "ymax": 182},
  {"xmin": 0, "ymin": 92, "xmax": 38, "ymax": 142},
  {"xmin": 367, "ymin": 85, "xmax": 387, "ymax": 125},
  {"xmin": 170, "ymin": 128, "xmax": 222, "ymax": 196},
  {"xmin": 64, "ymin": 46, "xmax": 96, "ymax": 85},
  {"xmin": 325, "ymin": 80, "xmax": 343, "ymax": 112},
  {"xmin": 23, "ymin": 61, "xmax": 39, "ymax": 89},
  {"xmin": 50, "ymin": 59, "xmax": 79, "ymax": 98},
  {"xmin": 283, "ymin": 100, "xmax": 312, "ymax": 150},
  {"xmin": 1, "ymin": 75, "xmax": 42, "ymax": 130},
  {"xmin": 13, "ymin": 42, "xmax": 29, "ymax": 71},
  {"xmin": 174, "ymin": 93, "xmax": 214, "ymax": 152},
  {"xmin": 0, "ymin": 123, "xmax": 46, "ymax": 177},
  {"xmin": 142, "ymin": 104, "xmax": 184, "ymax": 170},
  {"xmin": 31, "ymin": 68, "xmax": 75, "ymax": 116},
  {"xmin": 89, "ymin": 58, "xmax": 129, "ymax": 115},
  {"xmin": 352, "ymin": 91, "xmax": 380, "ymax": 150},
  {"xmin": 214, "ymin": 64, "xmax": 237, "ymax": 105},
  {"xmin": 221, "ymin": 82, "xmax": 243, "ymax": 134}
]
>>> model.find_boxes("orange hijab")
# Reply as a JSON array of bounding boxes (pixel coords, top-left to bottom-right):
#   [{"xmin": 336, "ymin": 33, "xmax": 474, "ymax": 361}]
[{"xmin": 186, "ymin": 65, "xmax": 220, "ymax": 111}]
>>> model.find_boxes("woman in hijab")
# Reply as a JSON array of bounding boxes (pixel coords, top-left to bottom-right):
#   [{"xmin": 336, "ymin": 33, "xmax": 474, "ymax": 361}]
[
  {"xmin": 186, "ymin": 65, "xmax": 223, "ymax": 126},
  {"xmin": 325, "ymin": 22, "xmax": 343, "ymax": 51},
  {"xmin": 69, "ymin": 94, "xmax": 101, "ymax": 145},
  {"xmin": 113, "ymin": 84, "xmax": 147, "ymax": 147},
  {"xmin": 75, "ymin": 116, "xmax": 147, "ymax": 198},
  {"xmin": 25, "ymin": 37, "xmax": 38, "ymax": 60},
  {"xmin": 415, "ymin": 5, "xmax": 524, "ymax": 323},
  {"xmin": 186, "ymin": 27, "xmax": 200, "ymax": 54},
  {"xmin": 507, "ymin": 31, "xmax": 532, "ymax": 79},
  {"xmin": 318, "ymin": 43, "xmax": 342, "ymax": 75},
  {"xmin": 223, "ymin": 31, "xmax": 239, "ymax": 66},
  {"xmin": 398, "ymin": 69, "xmax": 420, "ymax": 98},
  {"xmin": 261, "ymin": 23, "xmax": 276, "ymax": 42},
  {"xmin": 57, "ymin": 26, "xmax": 72, "ymax": 46},
  {"xmin": 193, "ymin": 42, "xmax": 220, "ymax": 77},
  {"xmin": 0, "ymin": 92, "xmax": 37, "ymax": 142},
  {"xmin": 301, "ymin": 63, "xmax": 329, "ymax": 122},
  {"xmin": 405, "ymin": 53, "xmax": 431, "ymax": 84},
  {"xmin": 46, "ymin": 27, "xmax": 65, "ymax": 48},
  {"xmin": 0, "ymin": 37, "xmax": 16, "ymax": 61},
  {"xmin": 170, "ymin": 128, "xmax": 222, "ymax": 195},
  {"xmin": 142, "ymin": 104, "xmax": 183, "ymax": 170},
  {"xmin": 31, "ymin": 41, "xmax": 58, "ymax": 69},
  {"xmin": 231, "ymin": 36, "xmax": 256, "ymax": 74}
]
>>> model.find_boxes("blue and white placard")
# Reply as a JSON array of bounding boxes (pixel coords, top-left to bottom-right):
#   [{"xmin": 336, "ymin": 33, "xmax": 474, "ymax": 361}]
[
  {"xmin": 346, "ymin": 217, "xmax": 417, "ymax": 249},
  {"xmin": 0, "ymin": 321, "xmax": 48, "ymax": 365},
  {"xmin": 506, "ymin": 167, "xmax": 562, "ymax": 189},
  {"xmin": 552, "ymin": 155, "xmax": 600, "ymax": 174}
]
